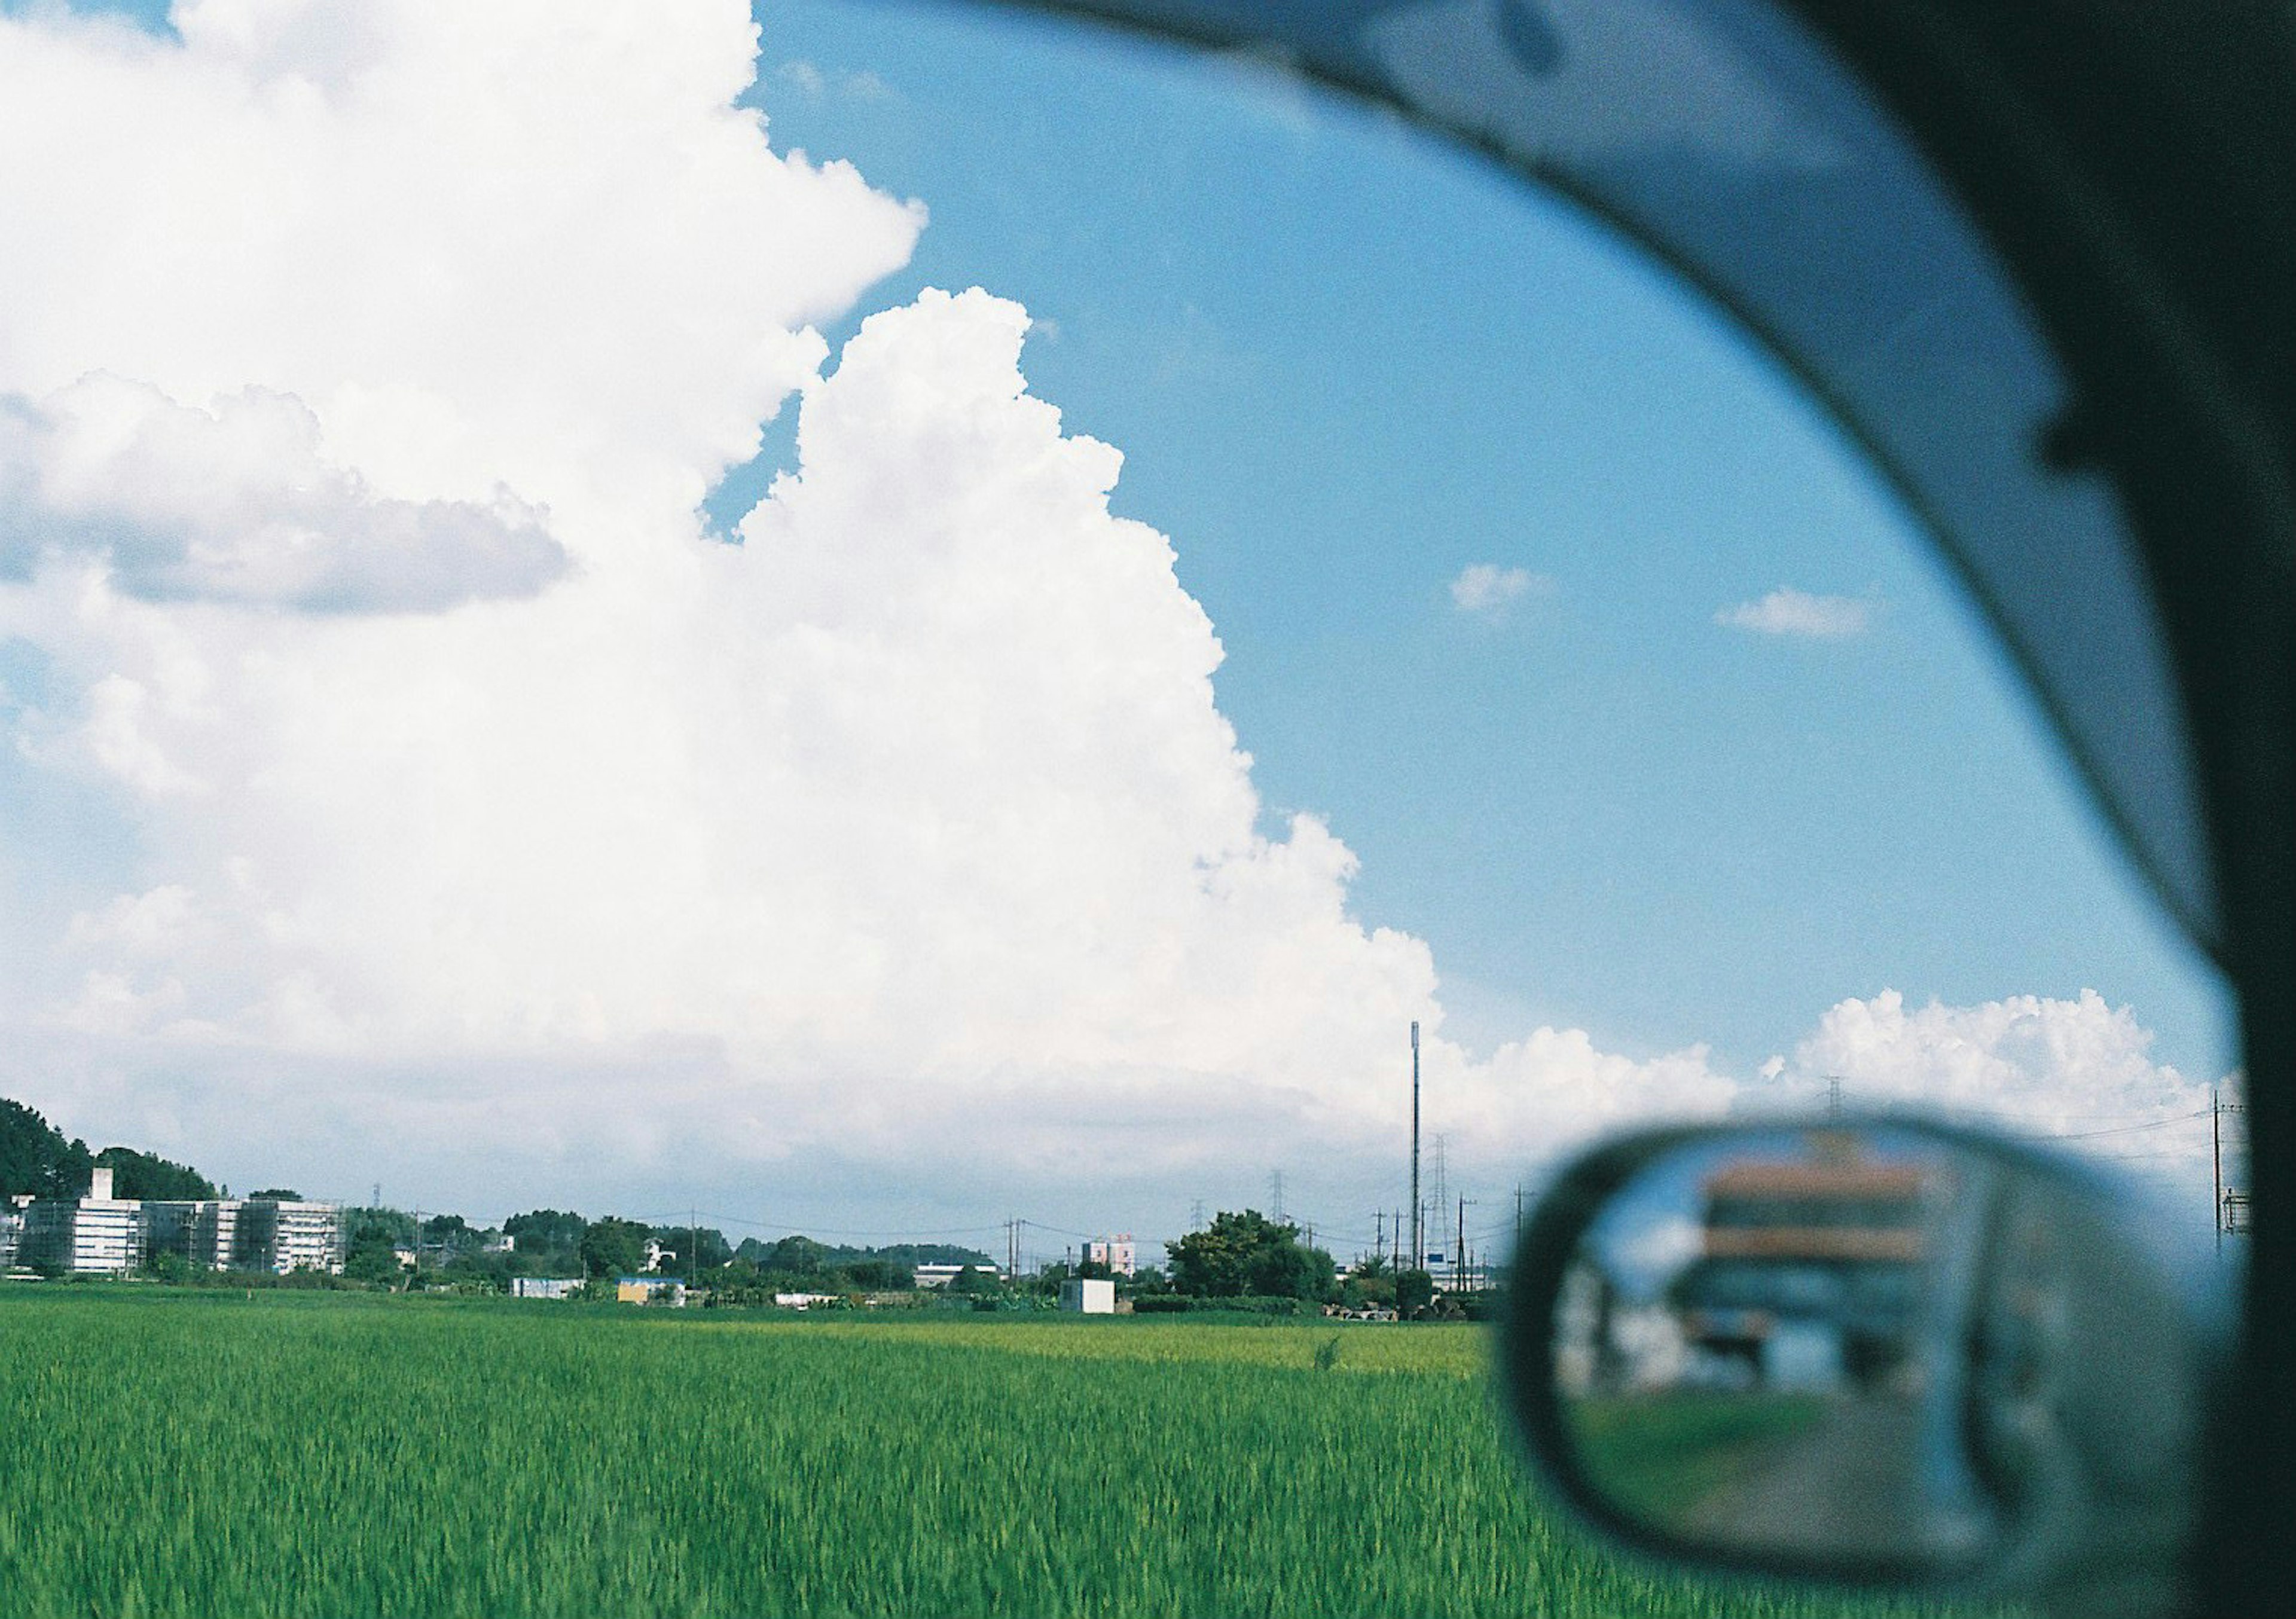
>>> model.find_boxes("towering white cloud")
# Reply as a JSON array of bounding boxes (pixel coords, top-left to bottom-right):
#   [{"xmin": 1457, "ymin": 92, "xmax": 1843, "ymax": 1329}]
[
  {"xmin": 0, "ymin": 0, "xmax": 923, "ymax": 518},
  {"xmin": 0, "ymin": 1, "xmax": 2216, "ymax": 1223},
  {"xmin": 1, "ymin": 376, "xmax": 566, "ymax": 612},
  {"xmin": 0, "ymin": 0, "xmax": 1467, "ymax": 1205}
]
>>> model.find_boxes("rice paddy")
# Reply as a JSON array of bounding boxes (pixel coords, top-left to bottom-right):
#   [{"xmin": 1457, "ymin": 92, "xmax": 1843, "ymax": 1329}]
[{"xmin": 0, "ymin": 1289, "xmax": 1999, "ymax": 1617}]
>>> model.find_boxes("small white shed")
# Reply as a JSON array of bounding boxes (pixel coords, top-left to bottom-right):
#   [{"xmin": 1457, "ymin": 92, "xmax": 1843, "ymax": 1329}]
[{"xmin": 1060, "ymin": 1278, "xmax": 1116, "ymax": 1314}]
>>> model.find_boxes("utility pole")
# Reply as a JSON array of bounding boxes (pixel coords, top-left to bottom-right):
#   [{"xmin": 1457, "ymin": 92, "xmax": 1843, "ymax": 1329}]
[
  {"xmin": 2213, "ymin": 1091, "xmax": 2247, "ymax": 1245},
  {"xmin": 1375, "ymin": 1211, "xmax": 1385, "ymax": 1269},
  {"xmin": 1456, "ymin": 1198, "xmax": 1467, "ymax": 1293},
  {"xmin": 1409, "ymin": 1021, "xmax": 1422, "ymax": 1273}
]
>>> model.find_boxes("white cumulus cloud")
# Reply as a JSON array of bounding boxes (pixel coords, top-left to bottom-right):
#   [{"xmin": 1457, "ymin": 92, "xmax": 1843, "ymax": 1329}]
[
  {"xmin": 1715, "ymin": 585, "xmax": 1874, "ymax": 638},
  {"xmin": 1758, "ymin": 988, "xmax": 2224, "ymax": 1199},
  {"xmin": 0, "ymin": 1, "xmax": 1478, "ymax": 1210},
  {"xmin": 0, "ymin": 1, "xmax": 2210, "ymax": 1231},
  {"xmin": 1449, "ymin": 562, "xmax": 1548, "ymax": 615},
  {"xmin": 0, "ymin": 376, "xmax": 566, "ymax": 612},
  {"xmin": 0, "ymin": 0, "xmax": 924, "ymax": 518}
]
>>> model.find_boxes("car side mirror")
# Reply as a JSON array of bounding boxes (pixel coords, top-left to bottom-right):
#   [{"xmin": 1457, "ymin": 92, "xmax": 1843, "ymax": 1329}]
[{"xmin": 1498, "ymin": 1118, "xmax": 2223, "ymax": 1612}]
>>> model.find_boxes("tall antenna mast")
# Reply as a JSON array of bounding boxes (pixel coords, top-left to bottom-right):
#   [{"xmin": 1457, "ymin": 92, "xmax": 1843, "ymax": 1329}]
[{"xmin": 1410, "ymin": 1021, "xmax": 1422, "ymax": 1272}]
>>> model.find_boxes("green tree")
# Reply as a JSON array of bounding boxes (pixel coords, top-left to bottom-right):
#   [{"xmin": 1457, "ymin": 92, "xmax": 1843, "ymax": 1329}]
[
  {"xmin": 759, "ymin": 1235, "xmax": 829, "ymax": 1276},
  {"xmin": 578, "ymin": 1217, "xmax": 651, "ymax": 1279},
  {"xmin": 948, "ymin": 1264, "xmax": 1001, "ymax": 1295},
  {"xmin": 841, "ymin": 1258, "xmax": 909, "ymax": 1291},
  {"xmin": 0, "ymin": 1097, "xmax": 94, "ymax": 1200},
  {"xmin": 503, "ymin": 1208, "xmax": 587, "ymax": 1250},
  {"xmin": 343, "ymin": 1238, "xmax": 407, "ymax": 1287},
  {"xmin": 345, "ymin": 1207, "xmax": 416, "ymax": 1249},
  {"xmin": 140, "ymin": 1249, "xmax": 194, "ymax": 1284},
  {"xmin": 95, "ymin": 1146, "xmax": 218, "ymax": 1200},
  {"xmin": 1251, "ymin": 1239, "xmax": 1336, "ymax": 1302},
  {"xmin": 1396, "ymin": 1268, "xmax": 1436, "ymax": 1316},
  {"xmin": 1165, "ymin": 1210, "xmax": 1338, "ymax": 1302},
  {"xmin": 648, "ymin": 1224, "xmax": 732, "ymax": 1273},
  {"xmin": 1343, "ymin": 1270, "xmax": 1398, "ymax": 1308}
]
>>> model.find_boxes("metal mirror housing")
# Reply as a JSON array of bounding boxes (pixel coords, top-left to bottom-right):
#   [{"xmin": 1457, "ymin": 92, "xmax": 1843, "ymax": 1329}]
[{"xmin": 1500, "ymin": 1118, "xmax": 2225, "ymax": 1614}]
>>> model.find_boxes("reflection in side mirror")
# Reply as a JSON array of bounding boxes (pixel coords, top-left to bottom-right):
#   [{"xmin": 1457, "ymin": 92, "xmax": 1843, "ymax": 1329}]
[{"xmin": 1501, "ymin": 1120, "xmax": 2218, "ymax": 1607}]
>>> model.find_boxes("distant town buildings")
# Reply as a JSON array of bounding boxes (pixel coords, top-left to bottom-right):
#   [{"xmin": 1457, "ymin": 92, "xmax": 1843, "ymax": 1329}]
[
  {"xmin": 615, "ymin": 1276, "xmax": 686, "ymax": 1306},
  {"xmin": 4, "ymin": 1168, "xmax": 343, "ymax": 1278},
  {"xmin": 1084, "ymin": 1236, "xmax": 1137, "ymax": 1278}
]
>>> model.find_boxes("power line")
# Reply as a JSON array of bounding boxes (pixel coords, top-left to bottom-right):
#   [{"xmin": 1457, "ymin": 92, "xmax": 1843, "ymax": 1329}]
[{"xmin": 2011, "ymin": 1108, "xmax": 2214, "ymax": 1141}]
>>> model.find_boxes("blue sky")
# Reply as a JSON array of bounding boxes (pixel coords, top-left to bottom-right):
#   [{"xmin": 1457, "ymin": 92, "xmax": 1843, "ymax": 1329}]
[
  {"xmin": 735, "ymin": 0, "xmax": 2229, "ymax": 1080},
  {"xmin": 0, "ymin": 1, "xmax": 2234, "ymax": 1245}
]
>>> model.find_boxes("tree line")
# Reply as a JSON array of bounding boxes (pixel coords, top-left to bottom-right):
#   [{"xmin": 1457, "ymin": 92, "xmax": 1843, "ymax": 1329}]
[
  {"xmin": 3, "ymin": 1096, "xmax": 222, "ymax": 1203},
  {"xmin": 8, "ymin": 1095, "xmax": 1464, "ymax": 1313},
  {"xmin": 337, "ymin": 1205, "xmax": 999, "ymax": 1295}
]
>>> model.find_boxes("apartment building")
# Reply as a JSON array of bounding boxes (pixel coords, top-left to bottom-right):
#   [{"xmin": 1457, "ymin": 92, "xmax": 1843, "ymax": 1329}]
[
  {"xmin": 17, "ymin": 1166, "xmax": 144, "ymax": 1275},
  {"xmin": 18, "ymin": 1171, "xmax": 343, "ymax": 1277},
  {"xmin": 1, "ymin": 1195, "xmax": 27, "ymax": 1272}
]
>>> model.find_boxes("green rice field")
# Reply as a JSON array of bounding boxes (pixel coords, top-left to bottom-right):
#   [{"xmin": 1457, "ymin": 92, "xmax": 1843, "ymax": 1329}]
[{"xmin": 0, "ymin": 1289, "xmax": 1996, "ymax": 1617}]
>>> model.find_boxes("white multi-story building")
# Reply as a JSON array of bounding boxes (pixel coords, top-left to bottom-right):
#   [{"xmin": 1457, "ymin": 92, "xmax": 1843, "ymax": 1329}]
[
  {"xmin": 176, "ymin": 1197, "xmax": 343, "ymax": 1274},
  {"xmin": 27, "ymin": 1177, "xmax": 343, "ymax": 1277},
  {"xmin": 19, "ymin": 1166, "xmax": 144, "ymax": 1275},
  {"xmin": 267, "ymin": 1200, "xmax": 344, "ymax": 1273},
  {"xmin": 144, "ymin": 1199, "xmax": 217, "ymax": 1267},
  {"xmin": 1, "ymin": 1195, "xmax": 28, "ymax": 1273}
]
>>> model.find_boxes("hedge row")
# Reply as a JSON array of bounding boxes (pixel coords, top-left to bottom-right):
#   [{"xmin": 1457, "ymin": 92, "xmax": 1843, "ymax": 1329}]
[{"xmin": 1128, "ymin": 1294, "xmax": 1316, "ymax": 1316}]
